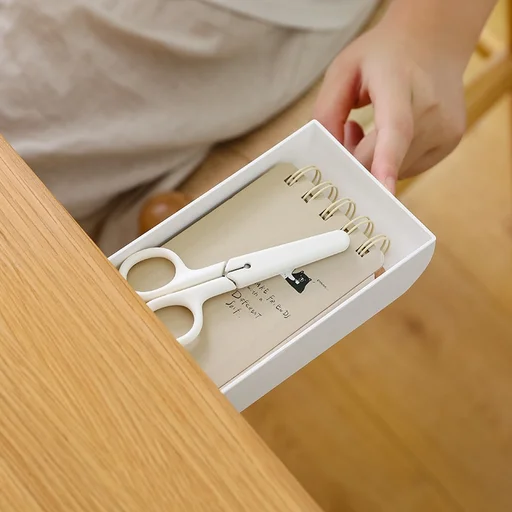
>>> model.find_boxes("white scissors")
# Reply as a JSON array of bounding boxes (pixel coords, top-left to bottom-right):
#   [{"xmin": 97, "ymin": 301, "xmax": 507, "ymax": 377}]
[{"xmin": 119, "ymin": 230, "xmax": 350, "ymax": 346}]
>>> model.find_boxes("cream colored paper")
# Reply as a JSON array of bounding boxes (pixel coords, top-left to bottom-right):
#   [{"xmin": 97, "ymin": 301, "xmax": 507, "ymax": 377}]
[{"xmin": 126, "ymin": 163, "xmax": 385, "ymax": 387}]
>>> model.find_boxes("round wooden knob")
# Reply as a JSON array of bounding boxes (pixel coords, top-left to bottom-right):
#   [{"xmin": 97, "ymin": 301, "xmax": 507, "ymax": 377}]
[{"xmin": 139, "ymin": 191, "xmax": 192, "ymax": 235}]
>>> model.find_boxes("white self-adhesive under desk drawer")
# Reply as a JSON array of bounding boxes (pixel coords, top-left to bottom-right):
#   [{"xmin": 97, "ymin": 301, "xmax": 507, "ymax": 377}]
[{"xmin": 109, "ymin": 120, "xmax": 435, "ymax": 412}]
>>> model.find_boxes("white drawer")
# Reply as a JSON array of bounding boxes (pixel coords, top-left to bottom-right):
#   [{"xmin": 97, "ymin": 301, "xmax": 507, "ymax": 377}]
[{"xmin": 109, "ymin": 120, "xmax": 435, "ymax": 412}]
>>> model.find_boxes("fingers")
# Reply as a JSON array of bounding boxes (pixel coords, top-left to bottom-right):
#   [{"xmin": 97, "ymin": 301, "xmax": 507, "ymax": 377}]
[
  {"xmin": 314, "ymin": 52, "xmax": 424, "ymax": 195},
  {"xmin": 370, "ymin": 76, "xmax": 414, "ymax": 194},
  {"xmin": 313, "ymin": 56, "xmax": 362, "ymax": 143},
  {"xmin": 353, "ymin": 129, "xmax": 377, "ymax": 170},
  {"xmin": 343, "ymin": 120, "xmax": 365, "ymax": 153}
]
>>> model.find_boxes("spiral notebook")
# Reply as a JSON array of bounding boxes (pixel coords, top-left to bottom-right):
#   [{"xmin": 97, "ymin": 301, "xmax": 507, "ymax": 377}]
[{"xmin": 126, "ymin": 162, "xmax": 390, "ymax": 387}]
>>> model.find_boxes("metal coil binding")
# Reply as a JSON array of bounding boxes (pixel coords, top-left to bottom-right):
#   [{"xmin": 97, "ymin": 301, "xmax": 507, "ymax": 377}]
[
  {"xmin": 356, "ymin": 234, "xmax": 391, "ymax": 256},
  {"xmin": 341, "ymin": 216, "xmax": 374, "ymax": 236},
  {"xmin": 301, "ymin": 181, "xmax": 338, "ymax": 203},
  {"xmin": 285, "ymin": 165, "xmax": 322, "ymax": 186},
  {"xmin": 285, "ymin": 164, "xmax": 390, "ymax": 257},
  {"xmin": 320, "ymin": 198, "xmax": 356, "ymax": 221}
]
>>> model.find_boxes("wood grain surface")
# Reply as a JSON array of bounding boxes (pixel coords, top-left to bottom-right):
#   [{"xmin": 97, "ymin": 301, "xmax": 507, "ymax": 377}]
[{"xmin": 0, "ymin": 135, "xmax": 320, "ymax": 512}]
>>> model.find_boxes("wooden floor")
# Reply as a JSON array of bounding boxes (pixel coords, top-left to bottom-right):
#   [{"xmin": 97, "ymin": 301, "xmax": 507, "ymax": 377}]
[
  {"xmin": 239, "ymin": 9, "xmax": 512, "ymax": 512},
  {"xmin": 173, "ymin": 4, "xmax": 512, "ymax": 510},
  {"xmin": 242, "ymin": 92, "xmax": 512, "ymax": 512}
]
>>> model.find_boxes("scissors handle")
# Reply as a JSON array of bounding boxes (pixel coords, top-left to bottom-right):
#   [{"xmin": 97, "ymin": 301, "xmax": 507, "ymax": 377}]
[
  {"xmin": 146, "ymin": 277, "xmax": 236, "ymax": 346},
  {"xmin": 118, "ymin": 247, "xmax": 225, "ymax": 302}
]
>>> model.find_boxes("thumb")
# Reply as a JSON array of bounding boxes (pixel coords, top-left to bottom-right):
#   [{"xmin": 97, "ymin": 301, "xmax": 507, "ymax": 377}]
[{"xmin": 313, "ymin": 56, "xmax": 362, "ymax": 144}]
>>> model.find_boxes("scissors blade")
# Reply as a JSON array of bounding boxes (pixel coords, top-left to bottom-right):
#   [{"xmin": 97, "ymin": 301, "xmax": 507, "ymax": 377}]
[{"xmin": 225, "ymin": 230, "xmax": 350, "ymax": 289}]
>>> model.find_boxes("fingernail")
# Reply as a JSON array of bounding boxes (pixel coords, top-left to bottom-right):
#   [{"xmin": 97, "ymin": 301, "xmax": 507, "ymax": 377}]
[{"xmin": 384, "ymin": 177, "xmax": 396, "ymax": 194}]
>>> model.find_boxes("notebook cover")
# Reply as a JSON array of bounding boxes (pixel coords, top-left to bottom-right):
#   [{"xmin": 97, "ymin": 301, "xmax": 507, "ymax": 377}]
[{"xmin": 127, "ymin": 163, "xmax": 384, "ymax": 386}]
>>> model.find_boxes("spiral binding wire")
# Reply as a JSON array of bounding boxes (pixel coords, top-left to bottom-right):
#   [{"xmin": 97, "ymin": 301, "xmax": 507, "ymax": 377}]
[
  {"xmin": 341, "ymin": 216, "xmax": 374, "ymax": 236},
  {"xmin": 356, "ymin": 234, "xmax": 391, "ymax": 256},
  {"xmin": 320, "ymin": 198, "xmax": 357, "ymax": 221},
  {"xmin": 286, "ymin": 165, "xmax": 391, "ymax": 256},
  {"xmin": 302, "ymin": 181, "xmax": 338, "ymax": 203},
  {"xmin": 285, "ymin": 165, "xmax": 322, "ymax": 186}
]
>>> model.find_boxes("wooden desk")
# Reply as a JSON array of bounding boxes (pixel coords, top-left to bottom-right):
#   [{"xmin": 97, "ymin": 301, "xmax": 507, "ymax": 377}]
[{"xmin": 0, "ymin": 136, "xmax": 320, "ymax": 511}]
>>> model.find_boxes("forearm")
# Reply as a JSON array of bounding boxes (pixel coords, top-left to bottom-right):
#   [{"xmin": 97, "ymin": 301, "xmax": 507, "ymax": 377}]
[{"xmin": 379, "ymin": 0, "xmax": 498, "ymax": 65}]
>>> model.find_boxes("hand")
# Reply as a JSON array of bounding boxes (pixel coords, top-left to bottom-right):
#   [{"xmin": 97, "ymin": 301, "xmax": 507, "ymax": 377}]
[{"xmin": 313, "ymin": 20, "xmax": 467, "ymax": 194}]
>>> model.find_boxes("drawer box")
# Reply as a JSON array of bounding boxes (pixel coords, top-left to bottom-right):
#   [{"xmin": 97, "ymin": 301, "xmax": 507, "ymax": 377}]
[{"xmin": 109, "ymin": 120, "xmax": 435, "ymax": 412}]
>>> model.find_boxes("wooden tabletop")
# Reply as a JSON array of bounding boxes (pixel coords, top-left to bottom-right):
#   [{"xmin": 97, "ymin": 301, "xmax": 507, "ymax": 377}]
[{"xmin": 0, "ymin": 136, "xmax": 320, "ymax": 511}]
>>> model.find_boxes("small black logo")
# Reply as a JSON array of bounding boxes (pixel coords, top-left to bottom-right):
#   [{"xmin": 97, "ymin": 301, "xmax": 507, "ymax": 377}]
[{"xmin": 283, "ymin": 270, "xmax": 311, "ymax": 294}]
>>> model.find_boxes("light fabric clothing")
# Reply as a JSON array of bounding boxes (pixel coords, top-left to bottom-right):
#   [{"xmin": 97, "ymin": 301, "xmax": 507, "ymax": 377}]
[
  {"xmin": 200, "ymin": 0, "xmax": 379, "ymax": 30},
  {"xmin": 0, "ymin": 0, "xmax": 378, "ymax": 256}
]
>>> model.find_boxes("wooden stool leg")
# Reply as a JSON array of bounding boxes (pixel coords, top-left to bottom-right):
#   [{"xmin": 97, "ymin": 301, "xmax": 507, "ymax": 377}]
[{"xmin": 138, "ymin": 191, "xmax": 192, "ymax": 234}]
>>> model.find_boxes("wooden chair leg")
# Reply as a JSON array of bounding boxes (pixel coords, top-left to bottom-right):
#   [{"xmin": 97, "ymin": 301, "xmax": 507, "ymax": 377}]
[{"xmin": 138, "ymin": 191, "xmax": 192, "ymax": 235}]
